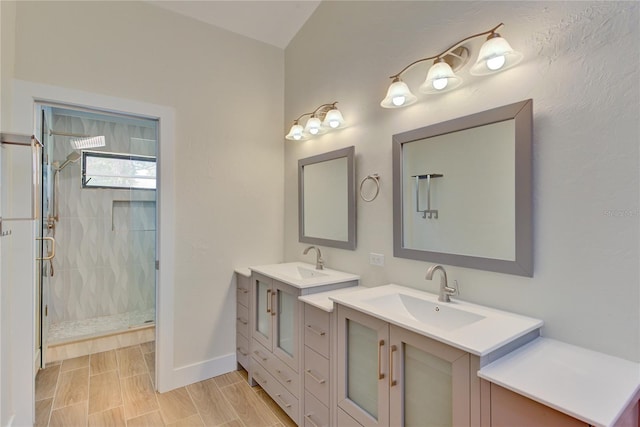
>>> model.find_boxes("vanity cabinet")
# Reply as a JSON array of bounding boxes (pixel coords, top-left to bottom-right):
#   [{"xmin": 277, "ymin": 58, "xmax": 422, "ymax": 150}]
[
  {"xmin": 302, "ymin": 304, "xmax": 332, "ymax": 427},
  {"xmin": 235, "ymin": 271, "xmax": 251, "ymax": 370},
  {"xmin": 252, "ymin": 272, "xmax": 300, "ymax": 371},
  {"xmin": 337, "ymin": 305, "xmax": 471, "ymax": 427}
]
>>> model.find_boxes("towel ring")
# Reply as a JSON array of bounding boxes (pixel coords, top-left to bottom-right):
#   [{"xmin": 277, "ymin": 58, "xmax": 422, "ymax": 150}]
[{"xmin": 360, "ymin": 174, "xmax": 380, "ymax": 202}]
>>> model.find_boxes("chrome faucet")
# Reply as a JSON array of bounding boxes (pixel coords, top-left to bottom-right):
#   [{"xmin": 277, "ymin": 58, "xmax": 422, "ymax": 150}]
[
  {"xmin": 303, "ymin": 246, "xmax": 324, "ymax": 270},
  {"xmin": 425, "ymin": 264, "xmax": 457, "ymax": 302}
]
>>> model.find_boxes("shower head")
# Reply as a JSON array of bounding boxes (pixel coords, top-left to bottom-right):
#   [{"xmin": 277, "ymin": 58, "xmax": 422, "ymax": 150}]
[
  {"xmin": 70, "ymin": 135, "xmax": 105, "ymax": 150},
  {"xmin": 57, "ymin": 151, "xmax": 81, "ymax": 171}
]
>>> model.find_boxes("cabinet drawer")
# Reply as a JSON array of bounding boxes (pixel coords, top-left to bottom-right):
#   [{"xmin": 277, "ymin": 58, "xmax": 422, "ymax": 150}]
[
  {"xmin": 304, "ymin": 391, "xmax": 329, "ymax": 427},
  {"xmin": 304, "ymin": 304, "xmax": 330, "ymax": 358},
  {"xmin": 236, "ymin": 332, "xmax": 250, "ymax": 370},
  {"xmin": 236, "ymin": 304, "xmax": 249, "ymax": 338},
  {"xmin": 252, "ymin": 362, "xmax": 299, "ymax": 424},
  {"xmin": 236, "ymin": 274, "xmax": 250, "ymax": 307},
  {"xmin": 252, "ymin": 339, "xmax": 300, "ymax": 397},
  {"xmin": 304, "ymin": 346, "xmax": 329, "ymax": 405}
]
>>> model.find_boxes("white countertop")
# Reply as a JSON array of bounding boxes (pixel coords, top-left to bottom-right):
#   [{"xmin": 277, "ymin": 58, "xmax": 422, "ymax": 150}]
[
  {"xmin": 234, "ymin": 267, "xmax": 251, "ymax": 278},
  {"xmin": 298, "ymin": 286, "xmax": 364, "ymax": 312},
  {"xmin": 249, "ymin": 262, "xmax": 360, "ymax": 289},
  {"xmin": 330, "ymin": 284, "xmax": 542, "ymax": 357},
  {"xmin": 478, "ymin": 337, "xmax": 640, "ymax": 427}
]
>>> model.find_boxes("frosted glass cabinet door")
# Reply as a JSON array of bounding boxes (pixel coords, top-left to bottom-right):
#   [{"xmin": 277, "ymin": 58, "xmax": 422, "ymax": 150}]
[
  {"xmin": 337, "ymin": 305, "xmax": 390, "ymax": 427},
  {"xmin": 389, "ymin": 325, "xmax": 470, "ymax": 427},
  {"xmin": 253, "ymin": 275, "xmax": 272, "ymax": 350},
  {"xmin": 273, "ymin": 281, "xmax": 299, "ymax": 371}
]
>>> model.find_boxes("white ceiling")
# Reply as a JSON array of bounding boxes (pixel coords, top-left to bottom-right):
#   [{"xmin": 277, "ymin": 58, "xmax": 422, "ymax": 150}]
[{"xmin": 148, "ymin": 1, "xmax": 321, "ymax": 49}]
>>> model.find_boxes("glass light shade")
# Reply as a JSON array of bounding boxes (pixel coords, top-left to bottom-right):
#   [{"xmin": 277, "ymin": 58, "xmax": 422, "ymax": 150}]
[
  {"xmin": 304, "ymin": 116, "xmax": 326, "ymax": 136},
  {"xmin": 322, "ymin": 108, "xmax": 346, "ymax": 129},
  {"xmin": 285, "ymin": 123, "xmax": 306, "ymax": 140},
  {"xmin": 470, "ymin": 34, "xmax": 523, "ymax": 76},
  {"xmin": 419, "ymin": 60, "xmax": 463, "ymax": 94},
  {"xmin": 380, "ymin": 80, "xmax": 417, "ymax": 108}
]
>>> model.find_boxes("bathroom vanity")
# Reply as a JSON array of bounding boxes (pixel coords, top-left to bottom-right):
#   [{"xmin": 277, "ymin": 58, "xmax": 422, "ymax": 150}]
[
  {"xmin": 236, "ymin": 263, "xmax": 359, "ymax": 425},
  {"xmin": 237, "ymin": 270, "xmax": 639, "ymax": 426}
]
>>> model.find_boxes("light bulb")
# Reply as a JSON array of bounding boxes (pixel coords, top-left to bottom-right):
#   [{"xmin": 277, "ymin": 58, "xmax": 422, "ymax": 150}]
[
  {"xmin": 486, "ymin": 55, "xmax": 506, "ymax": 71},
  {"xmin": 309, "ymin": 128, "xmax": 319, "ymax": 135},
  {"xmin": 329, "ymin": 120, "xmax": 339, "ymax": 128},
  {"xmin": 293, "ymin": 134, "xmax": 302, "ymax": 140},
  {"xmin": 392, "ymin": 96, "xmax": 406, "ymax": 106},
  {"xmin": 432, "ymin": 77, "xmax": 448, "ymax": 90}
]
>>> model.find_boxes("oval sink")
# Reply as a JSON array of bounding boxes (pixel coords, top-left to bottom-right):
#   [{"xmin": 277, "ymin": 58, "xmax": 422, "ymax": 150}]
[
  {"xmin": 330, "ymin": 284, "xmax": 543, "ymax": 356},
  {"xmin": 363, "ymin": 293, "xmax": 484, "ymax": 331}
]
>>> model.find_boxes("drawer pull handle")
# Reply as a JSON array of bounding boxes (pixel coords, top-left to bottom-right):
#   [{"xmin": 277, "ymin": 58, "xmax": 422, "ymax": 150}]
[
  {"xmin": 304, "ymin": 414, "xmax": 320, "ymax": 427},
  {"xmin": 253, "ymin": 350, "xmax": 268, "ymax": 361},
  {"xmin": 306, "ymin": 369, "xmax": 326, "ymax": 384},
  {"xmin": 275, "ymin": 393, "xmax": 292, "ymax": 408},
  {"xmin": 378, "ymin": 339, "xmax": 385, "ymax": 380},
  {"xmin": 390, "ymin": 344, "xmax": 398, "ymax": 387},
  {"xmin": 237, "ymin": 288, "xmax": 248, "ymax": 294},
  {"xmin": 306, "ymin": 324, "xmax": 326, "ymax": 336},
  {"xmin": 275, "ymin": 369, "xmax": 292, "ymax": 383},
  {"xmin": 236, "ymin": 317, "xmax": 248, "ymax": 325},
  {"xmin": 237, "ymin": 347, "xmax": 248, "ymax": 356},
  {"xmin": 253, "ymin": 373, "xmax": 266, "ymax": 384}
]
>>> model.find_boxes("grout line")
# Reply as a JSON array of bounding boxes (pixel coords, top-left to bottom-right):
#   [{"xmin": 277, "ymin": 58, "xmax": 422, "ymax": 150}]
[{"xmin": 183, "ymin": 383, "xmax": 206, "ymax": 427}]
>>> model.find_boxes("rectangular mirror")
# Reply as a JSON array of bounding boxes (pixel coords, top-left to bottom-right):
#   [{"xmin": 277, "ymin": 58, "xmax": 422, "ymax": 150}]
[
  {"xmin": 299, "ymin": 146, "xmax": 356, "ymax": 250},
  {"xmin": 393, "ymin": 99, "xmax": 533, "ymax": 276}
]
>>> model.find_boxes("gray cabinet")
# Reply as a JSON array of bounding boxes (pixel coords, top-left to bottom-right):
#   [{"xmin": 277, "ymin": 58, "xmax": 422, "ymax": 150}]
[
  {"xmin": 235, "ymin": 272, "xmax": 251, "ymax": 370},
  {"xmin": 337, "ymin": 305, "xmax": 471, "ymax": 427},
  {"xmin": 302, "ymin": 304, "xmax": 332, "ymax": 427}
]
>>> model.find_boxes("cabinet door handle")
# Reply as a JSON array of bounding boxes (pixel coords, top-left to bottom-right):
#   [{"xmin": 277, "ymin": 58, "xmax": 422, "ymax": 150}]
[
  {"xmin": 275, "ymin": 369, "xmax": 292, "ymax": 383},
  {"xmin": 266, "ymin": 289, "xmax": 272, "ymax": 313},
  {"xmin": 237, "ymin": 288, "xmax": 248, "ymax": 294},
  {"xmin": 236, "ymin": 317, "xmax": 248, "ymax": 325},
  {"xmin": 253, "ymin": 350, "xmax": 268, "ymax": 361},
  {"xmin": 378, "ymin": 339, "xmax": 385, "ymax": 380},
  {"xmin": 271, "ymin": 291, "xmax": 276, "ymax": 316},
  {"xmin": 306, "ymin": 324, "xmax": 326, "ymax": 336},
  {"xmin": 390, "ymin": 344, "xmax": 398, "ymax": 387},
  {"xmin": 275, "ymin": 393, "xmax": 292, "ymax": 408},
  {"xmin": 304, "ymin": 414, "xmax": 321, "ymax": 427},
  {"xmin": 237, "ymin": 347, "xmax": 248, "ymax": 356},
  {"xmin": 306, "ymin": 369, "xmax": 326, "ymax": 384}
]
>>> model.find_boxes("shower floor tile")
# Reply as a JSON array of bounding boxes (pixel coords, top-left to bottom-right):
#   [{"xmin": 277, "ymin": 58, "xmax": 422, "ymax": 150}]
[{"xmin": 48, "ymin": 308, "xmax": 156, "ymax": 344}]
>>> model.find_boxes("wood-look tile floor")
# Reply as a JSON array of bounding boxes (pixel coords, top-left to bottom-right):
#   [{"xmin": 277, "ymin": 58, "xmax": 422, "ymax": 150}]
[{"xmin": 35, "ymin": 342, "xmax": 296, "ymax": 427}]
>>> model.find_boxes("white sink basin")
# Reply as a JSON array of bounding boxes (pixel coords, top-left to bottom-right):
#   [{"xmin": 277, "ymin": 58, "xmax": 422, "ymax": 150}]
[
  {"xmin": 250, "ymin": 262, "xmax": 359, "ymax": 289},
  {"xmin": 331, "ymin": 284, "xmax": 543, "ymax": 356},
  {"xmin": 362, "ymin": 293, "xmax": 485, "ymax": 331}
]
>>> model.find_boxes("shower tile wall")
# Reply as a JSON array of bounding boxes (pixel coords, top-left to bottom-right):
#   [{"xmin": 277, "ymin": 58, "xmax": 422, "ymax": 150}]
[{"xmin": 49, "ymin": 114, "xmax": 157, "ymax": 329}]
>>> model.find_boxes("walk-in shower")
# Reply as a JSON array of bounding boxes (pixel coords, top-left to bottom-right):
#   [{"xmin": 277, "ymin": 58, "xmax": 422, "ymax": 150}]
[{"xmin": 38, "ymin": 104, "xmax": 158, "ymax": 363}]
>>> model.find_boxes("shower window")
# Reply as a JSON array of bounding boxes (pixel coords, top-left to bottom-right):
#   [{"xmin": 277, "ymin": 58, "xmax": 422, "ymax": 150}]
[{"xmin": 82, "ymin": 151, "xmax": 156, "ymax": 190}]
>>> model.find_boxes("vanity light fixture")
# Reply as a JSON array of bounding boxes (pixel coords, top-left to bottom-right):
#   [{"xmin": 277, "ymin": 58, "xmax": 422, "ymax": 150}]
[
  {"xmin": 286, "ymin": 102, "xmax": 346, "ymax": 141},
  {"xmin": 381, "ymin": 23, "xmax": 522, "ymax": 108}
]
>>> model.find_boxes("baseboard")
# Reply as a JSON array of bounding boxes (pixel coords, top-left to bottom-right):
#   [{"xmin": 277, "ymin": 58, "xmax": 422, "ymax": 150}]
[{"xmin": 168, "ymin": 352, "xmax": 237, "ymax": 391}]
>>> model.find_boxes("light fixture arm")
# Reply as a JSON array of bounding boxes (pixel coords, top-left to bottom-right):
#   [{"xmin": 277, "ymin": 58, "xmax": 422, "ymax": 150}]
[
  {"xmin": 389, "ymin": 23, "xmax": 504, "ymax": 79},
  {"xmin": 291, "ymin": 102, "xmax": 338, "ymax": 124}
]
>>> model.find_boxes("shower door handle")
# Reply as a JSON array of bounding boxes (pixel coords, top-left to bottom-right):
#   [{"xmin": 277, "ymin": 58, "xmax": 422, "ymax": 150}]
[{"xmin": 36, "ymin": 237, "xmax": 56, "ymax": 260}]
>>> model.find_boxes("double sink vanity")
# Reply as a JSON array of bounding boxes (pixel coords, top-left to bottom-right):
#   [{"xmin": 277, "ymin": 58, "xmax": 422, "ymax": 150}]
[{"xmin": 234, "ymin": 262, "xmax": 640, "ymax": 427}]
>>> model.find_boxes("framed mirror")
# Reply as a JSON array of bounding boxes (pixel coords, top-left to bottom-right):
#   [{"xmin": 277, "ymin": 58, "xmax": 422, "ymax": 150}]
[
  {"xmin": 299, "ymin": 146, "xmax": 356, "ymax": 250},
  {"xmin": 393, "ymin": 99, "xmax": 533, "ymax": 276}
]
